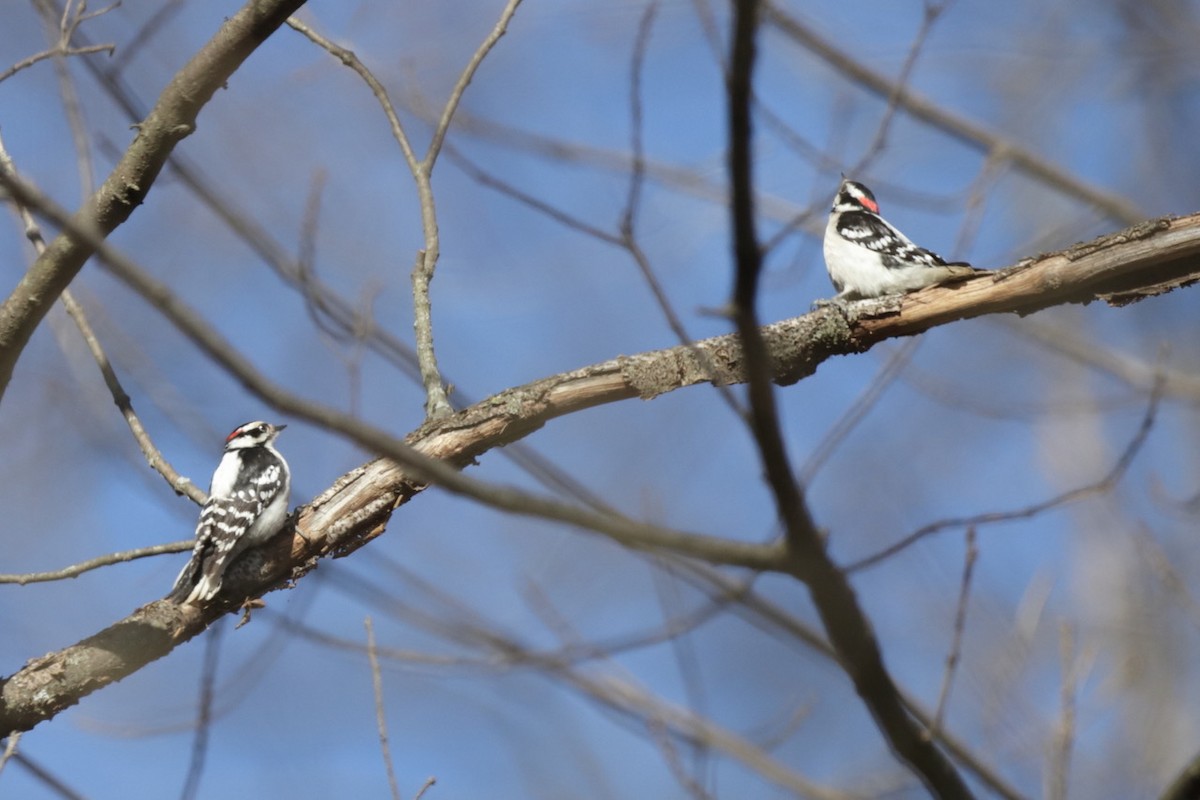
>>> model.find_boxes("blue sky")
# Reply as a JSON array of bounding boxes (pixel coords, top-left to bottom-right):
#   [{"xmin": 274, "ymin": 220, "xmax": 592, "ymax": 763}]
[{"xmin": 1, "ymin": 1, "xmax": 1198, "ymax": 797}]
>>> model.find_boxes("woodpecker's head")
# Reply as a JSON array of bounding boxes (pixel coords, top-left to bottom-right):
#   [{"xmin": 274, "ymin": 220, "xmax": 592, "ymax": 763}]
[
  {"xmin": 833, "ymin": 179, "xmax": 879, "ymax": 214},
  {"xmin": 224, "ymin": 420, "xmax": 286, "ymax": 450}
]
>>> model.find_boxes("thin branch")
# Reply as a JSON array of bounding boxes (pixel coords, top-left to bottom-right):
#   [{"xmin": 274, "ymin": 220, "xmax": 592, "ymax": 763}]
[
  {"xmin": 106, "ymin": 0, "xmax": 188, "ymax": 75},
  {"xmin": 1045, "ymin": 625, "xmax": 1077, "ymax": 800},
  {"xmin": 621, "ymin": 1, "xmax": 657, "ymax": 235},
  {"xmin": 800, "ymin": 339, "xmax": 919, "ymax": 485},
  {"xmin": 0, "ymin": 131, "xmax": 203, "ymax": 504},
  {"xmin": 928, "ymin": 528, "xmax": 978, "ymax": 740},
  {"xmin": 410, "ymin": 0, "xmax": 523, "ymax": 418},
  {"xmin": 667, "ymin": 559, "xmax": 1026, "ymax": 800},
  {"xmin": 619, "ymin": 1, "xmax": 744, "ymax": 419},
  {"xmin": 0, "ymin": 733, "xmax": 18, "ymax": 777},
  {"xmin": 848, "ymin": 376, "xmax": 1162, "ymax": 572},
  {"xmin": 445, "ymin": 111, "xmax": 805, "ymax": 224},
  {"xmin": 761, "ymin": 1, "xmax": 1144, "ymax": 225},
  {"xmin": 289, "ymin": 3, "xmax": 521, "ymax": 419},
  {"xmin": 413, "ymin": 777, "xmax": 437, "ymax": 800},
  {"xmin": 422, "ymin": 0, "xmax": 523, "ymax": 175},
  {"xmin": 651, "ymin": 568, "xmax": 714, "ymax": 797},
  {"xmin": 283, "ymin": 18, "xmax": 419, "ymax": 171},
  {"xmin": 180, "ymin": 624, "xmax": 223, "ymax": 800},
  {"xmin": 6, "ymin": 752, "xmax": 85, "ymax": 800},
  {"xmin": 729, "ymin": 1, "xmax": 972, "ymax": 795},
  {"xmin": 1, "ymin": 166, "xmax": 1197, "ymax": 741},
  {"xmin": 852, "ymin": 0, "xmax": 951, "ymax": 171},
  {"xmin": 448, "ymin": 145, "xmax": 623, "ymax": 244},
  {"xmin": 349, "ymin": 598, "xmax": 854, "ymax": 800},
  {"xmin": 1002, "ymin": 316, "xmax": 1200, "ymax": 405},
  {"xmin": 0, "ymin": 540, "xmax": 191, "ymax": 585},
  {"xmin": 36, "ymin": 0, "xmax": 101, "ymax": 198},
  {"xmin": 0, "ymin": 42, "xmax": 114, "ymax": 84},
  {"xmin": 0, "ymin": 0, "xmax": 308, "ymax": 403},
  {"xmin": 365, "ymin": 618, "xmax": 402, "ymax": 800}
]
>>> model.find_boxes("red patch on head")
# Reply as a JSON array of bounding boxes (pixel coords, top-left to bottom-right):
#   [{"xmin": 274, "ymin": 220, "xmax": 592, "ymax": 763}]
[{"xmin": 860, "ymin": 197, "xmax": 879, "ymax": 213}]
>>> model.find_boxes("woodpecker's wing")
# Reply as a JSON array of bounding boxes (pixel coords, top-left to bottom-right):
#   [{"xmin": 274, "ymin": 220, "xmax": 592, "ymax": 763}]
[
  {"xmin": 835, "ymin": 209, "xmax": 961, "ymax": 269},
  {"xmin": 168, "ymin": 466, "xmax": 286, "ymax": 604}
]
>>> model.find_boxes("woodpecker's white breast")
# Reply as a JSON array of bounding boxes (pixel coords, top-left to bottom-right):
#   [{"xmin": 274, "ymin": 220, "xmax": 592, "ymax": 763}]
[
  {"xmin": 208, "ymin": 450, "xmax": 242, "ymax": 499},
  {"xmin": 823, "ymin": 213, "xmax": 896, "ymax": 297}
]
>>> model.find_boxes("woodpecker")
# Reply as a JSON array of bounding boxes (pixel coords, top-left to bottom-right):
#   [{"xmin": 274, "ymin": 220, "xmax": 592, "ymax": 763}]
[
  {"xmin": 822, "ymin": 179, "xmax": 976, "ymax": 300},
  {"xmin": 169, "ymin": 421, "xmax": 291, "ymax": 605}
]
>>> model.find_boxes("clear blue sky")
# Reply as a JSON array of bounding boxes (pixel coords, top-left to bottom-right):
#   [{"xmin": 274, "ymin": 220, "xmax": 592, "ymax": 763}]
[{"xmin": 0, "ymin": 1, "xmax": 1197, "ymax": 797}]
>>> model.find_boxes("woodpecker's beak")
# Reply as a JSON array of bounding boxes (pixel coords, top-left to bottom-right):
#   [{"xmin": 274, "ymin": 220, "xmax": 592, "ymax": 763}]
[{"xmin": 274, "ymin": 424, "xmax": 288, "ymax": 432}]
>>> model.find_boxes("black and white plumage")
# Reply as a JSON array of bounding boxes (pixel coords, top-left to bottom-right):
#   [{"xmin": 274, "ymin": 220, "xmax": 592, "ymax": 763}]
[
  {"xmin": 170, "ymin": 421, "xmax": 291, "ymax": 605},
  {"xmin": 822, "ymin": 179, "xmax": 976, "ymax": 300}
]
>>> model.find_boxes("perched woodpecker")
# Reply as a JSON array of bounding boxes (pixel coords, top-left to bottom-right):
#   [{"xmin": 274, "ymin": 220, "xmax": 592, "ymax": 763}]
[
  {"xmin": 169, "ymin": 421, "xmax": 291, "ymax": 605},
  {"xmin": 822, "ymin": 179, "xmax": 976, "ymax": 300}
]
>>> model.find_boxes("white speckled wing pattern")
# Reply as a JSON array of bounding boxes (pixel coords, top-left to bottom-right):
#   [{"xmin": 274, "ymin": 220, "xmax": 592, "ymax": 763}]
[
  {"xmin": 822, "ymin": 180, "xmax": 976, "ymax": 300},
  {"xmin": 170, "ymin": 422, "xmax": 291, "ymax": 605}
]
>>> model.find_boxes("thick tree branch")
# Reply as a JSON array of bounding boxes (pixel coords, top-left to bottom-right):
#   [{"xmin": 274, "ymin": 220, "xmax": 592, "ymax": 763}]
[
  {"xmin": 0, "ymin": 195, "xmax": 1195, "ymax": 735},
  {"xmin": 730, "ymin": 2, "xmax": 970, "ymax": 794},
  {"xmin": 0, "ymin": 0, "xmax": 306, "ymax": 403}
]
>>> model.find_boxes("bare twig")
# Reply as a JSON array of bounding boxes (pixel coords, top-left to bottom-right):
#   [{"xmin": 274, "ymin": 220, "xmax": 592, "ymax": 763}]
[
  {"xmin": 424, "ymin": 1, "xmax": 523, "ymax": 175},
  {"xmin": 667, "ymin": 560, "xmax": 1026, "ymax": 800},
  {"xmin": 800, "ymin": 339, "xmax": 919, "ymax": 485},
  {"xmin": 106, "ymin": 0, "xmax": 188, "ymax": 75},
  {"xmin": 7, "ymin": 165, "xmax": 1199, "ymax": 575},
  {"xmin": 852, "ymin": 0, "xmax": 952, "ymax": 171},
  {"xmin": 0, "ymin": 540, "xmax": 191, "ymax": 585},
  {"xmin": 1045, "ymin": 624, "xmax": 1077, "ymax": 800},
  {"xmin": 929, "ymin": 528, "xmax": 978, "ymax": 739},
  {"xmin": 344, "ymin": 590, "xmax": 854, "ymax": 800},
  {"xmin": 447, "ymin": 111, "xmax": 805, "ymax": 224},
  {"xmin": 288, "ymin": 3, "xmax": 521, "ymax": 419},
  {"xmin": 448, "ymin": 146, "xmax": 624, "ymax": 244},
  {"xmin": 68, "ymin": 23, "xmax": 620, "ymax": 533},
  {"xmin": 761, "ymin": 1, "xmax": 1143, "ymax": 225},
  {"xmin": 729, "ymin": 1, "xmax": 972, "ymax": 795},
  {"xmin": 0, "ymin": 131, "xmax": 203, "ymax": 504},
  {"xmin": 413, "ymin": 776, "xmax": 437, "ymax": 800},
  {"xmin": 622, "ymin": 1, "xmax": 658, "ymax": 234},
  {"xmin": 181, "ymin": 624, "xmax": 224, "ymax": 800},
  {"xmin": 4, "ymin": 751, "xmax": 85, "ymax": 800},
  {"xmin": 849, "ymin": 377, "xmax": 1162, "ymax": 572},
  {"xmin": 2, "ymin": 160, "xmax": 1198, "ymax": 748},
  {"xmin": 364, "ymin": 618, "xmax": 402, "ymax": 800},
  {"xmin": 0, "ymin": 0, "xmax": 308, "ymax": 403},
  {"xmin": 34, "ymin": 0, "xmax": 103, "ymax": 195},
  {"xmin": 0, "ymin": 41, "xmax": 113, "ymax": 84},
  {"xmin": 620, "ymin": 2, "xmax": 744, "ymax": 419},
  {"xmin": 409, "ymin": 0, "xmax": 523, "ymax": 418},
  {"xmin": 651, "ymin": 568, "xmax": 714, "ymax": 797},
  {"xmin": 0, "ymin": 733, "xmax": 19, "ymax": 777},
  {"xmin": 619, "ymin": 1, "xmax": 692, "ymax": 341}
]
